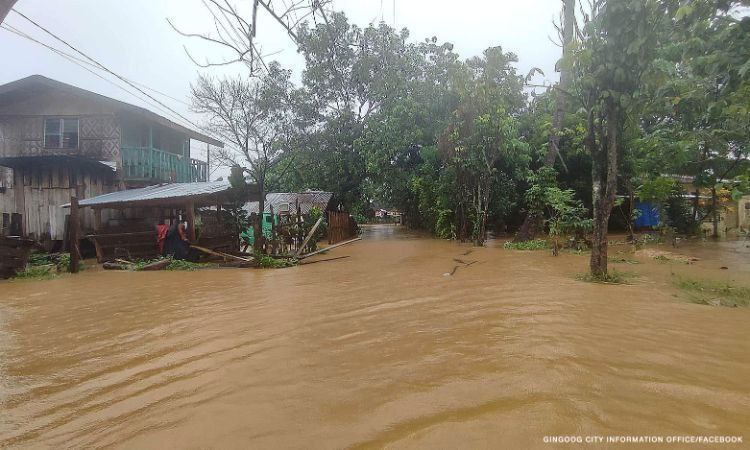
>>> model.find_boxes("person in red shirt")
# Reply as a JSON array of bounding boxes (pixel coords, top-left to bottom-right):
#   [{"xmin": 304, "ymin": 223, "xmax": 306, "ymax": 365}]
[{"xmin": 156, "ymin": 219, "xmax": 169, "ymax": 255}]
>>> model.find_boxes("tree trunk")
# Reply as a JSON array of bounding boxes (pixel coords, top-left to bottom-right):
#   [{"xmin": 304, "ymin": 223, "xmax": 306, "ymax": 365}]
[
  {"xmin": 514, "ymin": 212, "xmax": 541, "ymax": 242},
  {"xmin": 627, "ymin": 180, "xmax": 635, "ymax": 241},
  {"xmin": 692, "ymin": 189, "xmax": 699, "ymax": 222},
  {"xmin": 474, "ymin": 177, "xmax": 492, "ymax": 246},
  {"xmin": 711, "ymin": 186, "xmax": 718, "ymax": 238},
  {"xmin": 589, "ymin": 103, "xmax": 620, "ymax": 278}
]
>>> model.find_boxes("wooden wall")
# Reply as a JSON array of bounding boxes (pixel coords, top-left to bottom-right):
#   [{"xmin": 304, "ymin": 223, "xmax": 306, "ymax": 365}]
[
  {"xmin": 0, "ymin": 114, "xmax": 121, "ymax": 162},
  {"xmin": 328, "ymin": 211, "xmax": 356, "ymax": 244},
  {"xmin": 0, "ymin": 165, "xmax": 117, "ymax": 241}
]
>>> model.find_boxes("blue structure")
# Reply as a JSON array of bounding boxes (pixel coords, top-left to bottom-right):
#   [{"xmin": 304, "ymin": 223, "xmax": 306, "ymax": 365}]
[{"xmin": 634, "ymin": 201, "xmax": 660, "ymax": 228}]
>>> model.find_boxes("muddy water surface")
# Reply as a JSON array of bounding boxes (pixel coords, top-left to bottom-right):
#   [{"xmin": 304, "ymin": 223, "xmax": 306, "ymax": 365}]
[{"xmin": 1, "ymin": 225, "xmax": 749, "ymax": 448}]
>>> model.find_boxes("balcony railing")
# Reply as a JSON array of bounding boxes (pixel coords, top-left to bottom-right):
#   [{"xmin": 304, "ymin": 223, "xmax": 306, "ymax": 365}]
[{"xmin": 122, "ymin": 146, "xmax": 207, "ymax": 183}]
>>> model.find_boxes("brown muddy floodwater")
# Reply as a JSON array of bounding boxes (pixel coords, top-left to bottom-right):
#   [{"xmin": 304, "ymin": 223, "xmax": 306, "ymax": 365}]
[{"xmin": 1, "ymin": 225, "xmax": 749, "ymax": 448}]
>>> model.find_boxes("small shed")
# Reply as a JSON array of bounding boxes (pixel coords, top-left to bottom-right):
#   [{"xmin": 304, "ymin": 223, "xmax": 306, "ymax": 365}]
[{"xmin": 64, "ymin": 181, "xmax": 250, "ymax": 261}]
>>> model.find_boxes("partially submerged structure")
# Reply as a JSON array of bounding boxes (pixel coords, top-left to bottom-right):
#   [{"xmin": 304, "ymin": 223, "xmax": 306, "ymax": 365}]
[
  {"xmin": 244, "ymin": 190, "xmax": 334, "ymax": 216},
  {"xmin": 0, "ymin": 75, "xmax": 222, "ymax": 245},
  {"xmin": 241, "ymin": 190, "xmax": 357, "ymax": 252},
  {"xmin": 64, "ymin": 181, "xmax": 244, "ymax": 262}
]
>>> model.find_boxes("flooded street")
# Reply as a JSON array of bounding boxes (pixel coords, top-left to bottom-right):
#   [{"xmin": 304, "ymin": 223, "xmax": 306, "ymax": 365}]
[{"xmin": 1, "ymin": 225, "xmax": 749, "ymax": 448}]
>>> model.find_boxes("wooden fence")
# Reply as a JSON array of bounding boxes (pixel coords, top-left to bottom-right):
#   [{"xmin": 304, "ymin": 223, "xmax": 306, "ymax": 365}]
[{"xmin": 328, "ymin": 211, "xmax": 355, "ymax": 244}]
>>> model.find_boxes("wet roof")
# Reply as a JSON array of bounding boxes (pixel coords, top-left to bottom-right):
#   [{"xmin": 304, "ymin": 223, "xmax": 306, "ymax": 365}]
[
  {"xmin": 65, "ymin": 181, "xmax": 232, "ymax": 208},
  {"xmin": 245, "ymin": 191, "xmax": 334, "ymax": 214}
]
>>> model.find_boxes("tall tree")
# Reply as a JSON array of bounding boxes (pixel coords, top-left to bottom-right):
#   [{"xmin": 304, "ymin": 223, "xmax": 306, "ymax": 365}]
[
  {"xmin": 191, "ymin": 63, "xmax": 300, "ymax": 250},
  {"xmin": 515, "ymin": 0, "xmax": 576, "ymax": 242},
  {"xmin": 571, "ymin": 0, "xmax": 662, "ymax": 277},
  {"xmin": 637, "ymin": 1, "xmax": 750, "ymax": 236},
  {"xmin": 170, "ymin": 0, "xmax": 332, "ymax": 75},
  {"xmin": 275, "ymin": 14, "xmax": 424, "ymax": 214},
  {"xmin": 439, "ymin": 47, "xmax": 529, "ymax": 245}
]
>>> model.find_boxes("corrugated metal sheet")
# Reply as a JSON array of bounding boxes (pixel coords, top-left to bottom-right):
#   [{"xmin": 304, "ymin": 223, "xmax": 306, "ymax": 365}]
[
  {"xmin": 68, "ymin": 181, "xmax": 231, "ymax": 207},
  {"xmin": 244, "ymin": 191, "xmax": 333, "ymax": 215}
]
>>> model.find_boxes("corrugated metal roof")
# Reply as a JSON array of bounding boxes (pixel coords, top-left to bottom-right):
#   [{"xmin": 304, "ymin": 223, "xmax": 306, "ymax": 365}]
[
  {"xmin": 66, "ymin": 181, "xmax": 231, "ymax": 207},
  {"xmin": 244, "ymin": 191, "xmax": 333, "ymax": 215}
]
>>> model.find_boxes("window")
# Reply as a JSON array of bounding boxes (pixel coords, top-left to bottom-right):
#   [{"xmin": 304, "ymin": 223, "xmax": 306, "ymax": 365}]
[{"xmin": 44, "ymin": 118, "xmax": 79, "ymax": 149}]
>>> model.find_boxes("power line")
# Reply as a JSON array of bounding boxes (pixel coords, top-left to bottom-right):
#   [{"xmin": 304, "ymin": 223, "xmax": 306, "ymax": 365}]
[
  {"xmin": 2, "ymin": 9, "xmax": 252, "ymax": 169},
  {"xmin": 0, "ymin": 23, "xmax": 199, "ymax": 132},
  {"xmin": 2, "ymin": 21, "xmax": 199, "ymax": 114},
  {"xmin": 2, "ymin": 22, "xmax": 196, "ymax": 112},
  {"xmin": 9, "ymin": 8, "xmax": 224, "ymax": 145}
]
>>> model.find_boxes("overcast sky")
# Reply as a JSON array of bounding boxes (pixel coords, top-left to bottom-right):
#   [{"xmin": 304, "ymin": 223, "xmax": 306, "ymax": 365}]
[{"xmin": 1, "ymin": 0, "xmax": 563, "ymax": 173}]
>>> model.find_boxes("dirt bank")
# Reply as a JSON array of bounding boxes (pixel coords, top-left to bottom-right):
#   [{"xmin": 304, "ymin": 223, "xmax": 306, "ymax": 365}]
[{"xmin": 1, "ymin": 225, "xmax": 748, "ymax": 448}]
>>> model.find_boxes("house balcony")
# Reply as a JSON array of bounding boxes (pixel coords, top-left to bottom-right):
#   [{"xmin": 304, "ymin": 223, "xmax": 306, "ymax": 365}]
[{"xmin": 121, "ymin": 146, "xmax": 208, "ymax": 184}]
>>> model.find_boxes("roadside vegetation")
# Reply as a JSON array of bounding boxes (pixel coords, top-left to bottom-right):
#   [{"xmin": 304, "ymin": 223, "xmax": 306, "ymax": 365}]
[
  {"xmin": 503, "ymin": 240, "xmax": 549, "ymax": 251},
  {"xmin": 176, "ymin": 0, "xmax": 749, "ymax": 280},
  {"xmin": 674, "ymin": 277, "xmax": 750, "ymax": 308},
  {"xmin": 13, "ymin": 252, "xmax": 75, "ymax": 281}
]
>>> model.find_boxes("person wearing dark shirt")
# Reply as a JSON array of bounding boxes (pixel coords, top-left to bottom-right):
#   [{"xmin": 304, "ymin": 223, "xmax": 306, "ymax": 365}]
[{"xmin": 164, "ymin": 220, "xmax": 190, "ymax": 260}]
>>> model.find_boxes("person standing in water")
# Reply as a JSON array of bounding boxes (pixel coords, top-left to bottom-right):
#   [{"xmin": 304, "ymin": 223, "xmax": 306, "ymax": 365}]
[{"xmin": 164, "ymin": 219, "xmax": 190, "ymax": 260}]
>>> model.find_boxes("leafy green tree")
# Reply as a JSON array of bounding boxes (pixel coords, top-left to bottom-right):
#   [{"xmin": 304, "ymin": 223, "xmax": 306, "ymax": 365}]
[
  {"xmin": 569, "ymin": 0, "xmax": 664, "ymax": 278},
  {"xmin": 637, "ymin": 2, "xmax": 750, "ymax": 236},
  {"xmin": 438, "ymin": 47, "xmax": 530, "ymax": 245}
]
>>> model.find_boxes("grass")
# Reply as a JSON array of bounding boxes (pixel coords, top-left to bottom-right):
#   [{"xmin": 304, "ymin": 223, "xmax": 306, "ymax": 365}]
[
  {"xmin": 674, "ymin": 277, "xmax": 750, "ymax": 308},
  {"xmin": 13, "ymin": 265, "xmax": 58, "ymax": 280},
  {"xmin": 13, "ymin": 252, "xmax": 76, "ymax": 281},
  {"xmin": 576, "ymin": 270, "xmax": 634, "ymax": 284},
  {"xmin": 503, "ymin": 239, "xmax": 549, "ymax": 250}
]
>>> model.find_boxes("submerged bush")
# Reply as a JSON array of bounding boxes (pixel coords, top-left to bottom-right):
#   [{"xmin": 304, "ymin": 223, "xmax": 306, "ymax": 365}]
[
  {"xmin": 503, "ymin": 239, "xmax": 549, "ymax": 250},
  {"xmin": 255, "ymin": 254, "xmax": 298, "ymax": 268},
  {"xmin": 166, "ymin": 259, "xmax": 213, "ymax": 271},
  {"xmin": 130, "ymin": 257, "xmax": 215, "ymax": 271},
  {"xmin": 14, "ymin": 252, "xmax": 77, "ymax": 280},
  {"xmin": 14, "ymin": 265, "xmax": 57, "ymax": 280},
  {"xmin": 576, "ymin": 270, "xmax": 633, "ymax": 284}
]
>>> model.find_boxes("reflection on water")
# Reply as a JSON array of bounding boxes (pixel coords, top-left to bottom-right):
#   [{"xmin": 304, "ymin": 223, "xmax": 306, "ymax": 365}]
[{"xmin": 1, "ymin": 225, "xmax": 749, "ymax": 448}]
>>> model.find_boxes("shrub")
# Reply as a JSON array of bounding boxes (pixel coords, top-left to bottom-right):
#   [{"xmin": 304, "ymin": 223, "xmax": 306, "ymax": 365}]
[
  {"xmin": 255, "ymin": 254, "xmax": 298, "ymax": 268},
  {"xmin": 503, "ymin": 239, "xmax": 549, "ymax": 250}
]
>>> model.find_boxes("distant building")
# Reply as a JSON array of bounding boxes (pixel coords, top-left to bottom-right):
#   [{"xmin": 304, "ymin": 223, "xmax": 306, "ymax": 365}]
[
  {"xmin": 670, "ymin": 175, "xmax": 750, "ymax": 236},
  {"xmin": 0, "ymin": 75, "xmax": 222, "ymax": 242}
]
